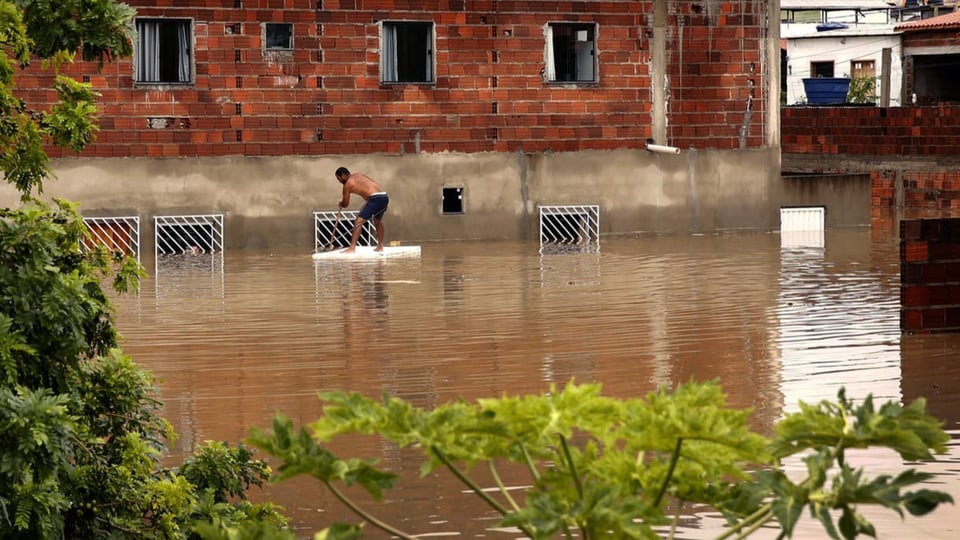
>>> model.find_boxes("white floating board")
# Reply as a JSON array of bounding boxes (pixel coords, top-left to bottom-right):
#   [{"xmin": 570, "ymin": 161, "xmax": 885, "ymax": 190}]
[{"xmin": 312, "ymin": 245, "xmax": 421, "ymax": 260}]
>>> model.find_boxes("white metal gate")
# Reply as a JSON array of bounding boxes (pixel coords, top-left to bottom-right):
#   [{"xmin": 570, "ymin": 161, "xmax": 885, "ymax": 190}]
[
  {"xmin": 780, "ymin": 206, "xmax": 825, "ymax": 248},
  {"xmin": 313, "ymin": 211, "xmax": 375, "ymax": 252},
  {"xmin": 539, "ymin": 205, "xmax": 600, "ymax": 253},
  {"xmin": 154, "ymin": 214, "xmax": 224, "ymax": 256},
  {"xmin": 82, "ymin": 216, "xmax": 141, "ymax": 261},
  {"xmin": 153, "ymin": 214, "xmax": 224, "ymax": 275}
]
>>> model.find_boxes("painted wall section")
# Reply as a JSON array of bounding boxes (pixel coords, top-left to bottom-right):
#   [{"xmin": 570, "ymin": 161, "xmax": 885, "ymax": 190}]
[
  {"xmin": 783, "ymin": 30, "xmax": 903, "ymax": 107},
  {"xmin": 901, "ymin": 218, "xmax": 960, "ymax": 333}
]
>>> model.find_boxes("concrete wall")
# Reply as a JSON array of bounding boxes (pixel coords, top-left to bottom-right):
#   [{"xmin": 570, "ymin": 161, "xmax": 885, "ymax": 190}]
[
  {"xmin": 0, "ymin": 148, "xmax": 829, "ymax": 250},
  {"xmin": 781, "ymin": 173, "xmax": 871, "ymax": 228}
]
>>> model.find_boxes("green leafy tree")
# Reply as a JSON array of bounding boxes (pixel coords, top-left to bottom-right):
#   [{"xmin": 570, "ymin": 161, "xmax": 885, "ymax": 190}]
[
  {"xmin": 0, "ymin": 2, "xmax": 289, "ymax": 538},
  {"xmin": 846, "ymin": 75, "xmax": 877, "ymax": 105},
  {"xmin": 249, "ymin": 381, "xmax": 953, "ymax": 540}
]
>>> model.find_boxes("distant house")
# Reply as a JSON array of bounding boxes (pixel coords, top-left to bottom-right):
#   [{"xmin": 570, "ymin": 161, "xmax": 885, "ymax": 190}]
[
  {"xmin": 783, "ymin": 23, "xmax": 903, "ymax": 106},
  {"xmin": 896, "ymin": 10, "xmax": 960, "ymax": 103},
  {"xmin": 781, "ymin": 0, "xmax": 959, "ymax": 106}
]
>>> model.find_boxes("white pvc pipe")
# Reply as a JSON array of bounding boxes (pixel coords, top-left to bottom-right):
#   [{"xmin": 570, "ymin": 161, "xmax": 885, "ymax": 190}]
[{"xmin": 646, "ymin": 143, "xmax": 681, "ymax": 155}]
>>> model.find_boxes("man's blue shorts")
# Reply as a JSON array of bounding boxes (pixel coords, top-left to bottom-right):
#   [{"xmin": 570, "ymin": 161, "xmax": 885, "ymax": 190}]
[{"xmin": 359, "ymin": 192, "xmax": 389, "ymax": 220}]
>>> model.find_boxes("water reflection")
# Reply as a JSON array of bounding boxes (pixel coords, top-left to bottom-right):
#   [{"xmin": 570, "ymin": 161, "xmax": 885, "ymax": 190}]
[{"xmin": 112, "ymin": 229, "xmax": 960, "ymax": 539}]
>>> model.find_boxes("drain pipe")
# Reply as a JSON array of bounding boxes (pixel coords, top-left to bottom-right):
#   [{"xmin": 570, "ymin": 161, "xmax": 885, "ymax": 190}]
[
  {"xmin": 646, "ymin": 143, "xmax": 680, "ymax": 155},
  {"xmin": 651, "ymin": 0, "xmax": 668, "ymax": 143}
]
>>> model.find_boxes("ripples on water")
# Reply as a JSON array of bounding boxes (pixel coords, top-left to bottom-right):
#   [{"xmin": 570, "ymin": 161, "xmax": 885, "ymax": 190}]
[{"xmin": 112, "ymin": 229, "xmax": 960, "ymax": 539}]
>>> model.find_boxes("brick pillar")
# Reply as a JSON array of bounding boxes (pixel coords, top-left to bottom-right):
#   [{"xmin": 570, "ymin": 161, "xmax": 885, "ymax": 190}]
[{"xmin": 901, "ymin": 217, "xmax": 960, "ymax": 332}]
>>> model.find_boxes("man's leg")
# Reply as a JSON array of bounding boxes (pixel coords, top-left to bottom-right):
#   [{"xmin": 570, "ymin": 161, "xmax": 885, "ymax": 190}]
[
  {"xmin": 343, "ymin": 216, "xmax": 366, "ymax": 253},
  {"xmin": 373, "ymin": 217, "xmax": 384, "ymax": 251}
]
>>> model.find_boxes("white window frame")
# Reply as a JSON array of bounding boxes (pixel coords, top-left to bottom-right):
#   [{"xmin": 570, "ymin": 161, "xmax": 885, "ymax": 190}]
[
  {"xmin": 545, "ymin": 22, "xmax": 598, "ymax": 84},
  {"xmin": 264, "ymin": 22, "xmax": 293, "ymax": 50},
  {"xmin": 380, "ymin": 21, "xmax": 435, "ymax": 84},
  {"xmin": 135, "ymin": 18, "xmax": 194, "ymax": 85}
]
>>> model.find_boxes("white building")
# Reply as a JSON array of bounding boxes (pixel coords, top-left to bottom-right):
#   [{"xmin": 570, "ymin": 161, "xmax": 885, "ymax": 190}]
[
  {"xmin": 783, "ymin": 24, "xmax": 903, "ymax": 106},
  {"xmin": 781, "ymin": 1, "xmax": 960, "ymax": 106}
]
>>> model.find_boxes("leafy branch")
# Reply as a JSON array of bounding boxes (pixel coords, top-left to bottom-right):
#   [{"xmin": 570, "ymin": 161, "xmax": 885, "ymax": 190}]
[{"xmin": 249, "ymin": 381, "xmax": 953, "ymax": 539}]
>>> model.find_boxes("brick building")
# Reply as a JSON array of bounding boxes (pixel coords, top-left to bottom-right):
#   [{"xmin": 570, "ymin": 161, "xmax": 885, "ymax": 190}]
[
  {"xmin": 7, "ymin": 0, "xmax": 794, "ymax": 249},
  {"xmin": 779, "ymin": 10, "xmax": 960, "ymax": 333}
]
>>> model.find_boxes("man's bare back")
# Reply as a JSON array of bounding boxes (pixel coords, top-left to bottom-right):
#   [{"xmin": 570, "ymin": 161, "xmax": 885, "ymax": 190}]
[
  {"xmin": 339, "ymin": 172, "xmax": 382, "ymax": 208},
  {"xmin": 334, "ymin": 166, "xmax": 389, "ymax": 253}
]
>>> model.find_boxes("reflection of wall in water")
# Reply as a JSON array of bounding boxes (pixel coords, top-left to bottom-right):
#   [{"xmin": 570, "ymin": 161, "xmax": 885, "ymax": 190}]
[
  {"xmin": 153, "ymin": 252, "xmax": 225, "ymax": 322},
  {"xmin": 776, "ymin": 231, "xmax": 902, "ymax": 421},
  {"xmin": 900, "ymin": 334, "xmax": 960, "ymax": 427}
]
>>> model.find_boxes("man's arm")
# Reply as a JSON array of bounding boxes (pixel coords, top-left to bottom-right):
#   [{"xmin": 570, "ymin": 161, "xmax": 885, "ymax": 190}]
[{"xmin": 339, "ymin": 182, "xmax": 351, "ymax": 208}]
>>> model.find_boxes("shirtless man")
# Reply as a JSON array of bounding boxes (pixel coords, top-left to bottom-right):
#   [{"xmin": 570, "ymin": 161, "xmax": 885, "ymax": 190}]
[{"xmin": 335, "ymin": 166, "xmax": 388, "ymax": 252}]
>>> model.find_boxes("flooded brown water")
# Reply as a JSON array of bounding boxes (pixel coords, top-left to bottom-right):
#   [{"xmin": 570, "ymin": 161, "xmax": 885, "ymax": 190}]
[{"xmin": 113, "ymin": 228, "xmax": 960, "ymax": 539}]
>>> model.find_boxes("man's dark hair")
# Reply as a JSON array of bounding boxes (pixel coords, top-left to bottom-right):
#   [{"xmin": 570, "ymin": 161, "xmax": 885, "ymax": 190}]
[{"xmin": 335, "ymin": 166, "xmax": 350, "ymax": 177}]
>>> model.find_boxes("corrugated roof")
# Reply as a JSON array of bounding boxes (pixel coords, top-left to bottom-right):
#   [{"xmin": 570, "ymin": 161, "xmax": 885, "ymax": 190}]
[
  {"xmin": 782, "ymin": 0, "xmax": 898, "ymax": 10},
  {"xmin": 896, "ymin": 10, "xmax": 960, "ymax": 31}
]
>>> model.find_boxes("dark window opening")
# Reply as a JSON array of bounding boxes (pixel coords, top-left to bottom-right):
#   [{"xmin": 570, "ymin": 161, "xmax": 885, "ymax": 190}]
[
  {"xmin": 912, "ymin": 54, "xmax": 960, "ymax": 104},
  {"xmin": 442, "ymin": 187, "xmax": 464, "ymax": 214},
  {"xmin": 266, "ymin": 23, "xmax": 293, "ymax": 49},
  {"xmin": 548, "ymin": 23, "xmax": 596, "ymax": 83},
  {"xmin": 810, "ymin": 61, "xmax": 835, "ymax": 78},
  {"xmin": 541, "ymin": 213, "xmax": 590, "ymax": 244},
  {"xmin": 136, "ymin": 19, "xmax": 192, "ymax": 84},
  {"xmin": 382, "ymin": 22, "xmax": 434, "ymax": 83},
  {"xmin": 156, "ymin": 224, "xmax": 216, "ymax": 255}
]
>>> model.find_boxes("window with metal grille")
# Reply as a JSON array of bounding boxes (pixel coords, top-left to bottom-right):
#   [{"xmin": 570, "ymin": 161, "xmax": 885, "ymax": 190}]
[
  {"xmin": 539, "ymin": 205, "xmax": 600, "ymax": 253},
  {"xmin": 154, "ymin": 215, "xmax": 224, "ymax": 256},
  {"xmin": 313, "ymin": 211, "xmax": 375, "ymax": 252}
]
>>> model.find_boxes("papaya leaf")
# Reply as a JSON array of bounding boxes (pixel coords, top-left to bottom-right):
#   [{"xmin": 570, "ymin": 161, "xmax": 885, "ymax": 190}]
[{"xmin": 314, "ymin": 522, "xmax": 364, "ymax": 540}]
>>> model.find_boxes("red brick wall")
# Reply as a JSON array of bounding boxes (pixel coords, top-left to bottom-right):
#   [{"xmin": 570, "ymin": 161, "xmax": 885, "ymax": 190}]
[
  {"xmin": 20, "ymin": 0, "xmax": 768, "ymax": 159},
  {"xmin": 901, "ymin": 218, "xmax": 960, "ymax": 333},
  {"xmin": 661, "ymin": 1, "xmax": 767, "ymax": 149},
  {"xmin": 873, "ymin": 170, "xmax": 960, "ymax": 220},
  {"xmin": 782, "ymin": 105, "xmax": 960, "ymax": 156}
]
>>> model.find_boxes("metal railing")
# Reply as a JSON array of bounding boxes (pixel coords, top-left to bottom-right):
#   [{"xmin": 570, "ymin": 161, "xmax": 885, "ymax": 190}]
[
  {"xmin": 154, "ymin": 214, "xmax": 224, "ymax": 256},
  {"xmin": 153, "ymin": 214, "xmax": 224, "ymax": 276},
  {"xmin": 780, "ymin": 206, "xmax": 825, "ymax": 249},
  {"xmin": 539, "ymin": 205, "xmax": 601, "ymax": 253},
  {"xmin": 313, "ymin": 211, "xmax": 375, "ymax": 252},
  {"xmin": 82, "ymin": 216, "xmax": 141, "ymax": 261}
]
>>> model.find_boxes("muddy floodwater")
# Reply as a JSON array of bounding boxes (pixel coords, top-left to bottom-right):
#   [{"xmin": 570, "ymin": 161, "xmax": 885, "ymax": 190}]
[{"xmin": 112, "ymin": 228, "xmax": 960, "ymax": 540}]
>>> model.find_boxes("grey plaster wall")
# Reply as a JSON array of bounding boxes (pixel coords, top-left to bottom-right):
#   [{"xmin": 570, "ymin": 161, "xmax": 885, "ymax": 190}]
[
  {"xmin": 0, "ymin": 148, "xmax": 869, "ymax": 250},
  {"xmin": 779, "ymin": 173, "xmax": 871, "ymax": 229}
]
